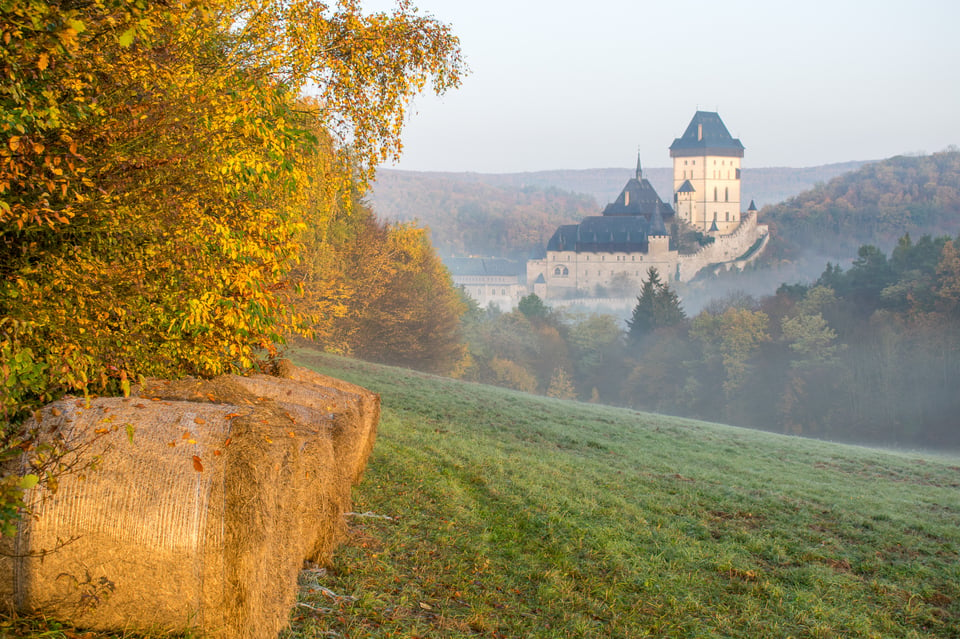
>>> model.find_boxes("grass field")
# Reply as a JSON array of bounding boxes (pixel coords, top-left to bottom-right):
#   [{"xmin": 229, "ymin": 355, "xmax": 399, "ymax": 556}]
[
  {"xmin": 3, "ymin": 349, "xmax": 959, "ymax": 638},
  {"xmin": 285, "ymin": 350, "xmax": 960, "ymax": 638}
]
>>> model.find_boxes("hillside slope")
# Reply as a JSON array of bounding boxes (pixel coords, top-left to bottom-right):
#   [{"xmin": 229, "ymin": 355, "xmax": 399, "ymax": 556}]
[
  {"xmin": 762, "ymin": 150, "xmax": 960, "ymax": 259},
  {"xmin": 288, "ymin": 350, "xmax": 960, "ymax": 639},
  {"xmin": 367, "ymin": 162, "xmax": 867, "ymax": 259}
]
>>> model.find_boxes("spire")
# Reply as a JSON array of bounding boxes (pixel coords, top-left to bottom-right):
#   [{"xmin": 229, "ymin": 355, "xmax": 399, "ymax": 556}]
[{"xmin": 636, "ymin": 152, "xmax": 643, "ymax": 180}]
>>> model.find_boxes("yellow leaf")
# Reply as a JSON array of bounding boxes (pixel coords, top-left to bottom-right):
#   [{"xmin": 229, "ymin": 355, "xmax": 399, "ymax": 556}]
[{"xmin": 37, "ymin": 53, "xmax": 48, "ymax": 71}]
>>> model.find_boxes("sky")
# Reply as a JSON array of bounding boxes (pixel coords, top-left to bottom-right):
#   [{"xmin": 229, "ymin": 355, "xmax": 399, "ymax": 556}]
[{"xmin": 360, "ymin": 0, "xmax": 960, "ymax": 173}]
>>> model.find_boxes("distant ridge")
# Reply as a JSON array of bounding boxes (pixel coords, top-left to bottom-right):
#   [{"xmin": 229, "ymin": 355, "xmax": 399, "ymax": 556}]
[
  {"xmin": 371, "ymin": 160, "xmax": 871, "ymax": 212},
  {"xmin": 367, "ymin": 161, "xmax": 872, "ymax": 259}
]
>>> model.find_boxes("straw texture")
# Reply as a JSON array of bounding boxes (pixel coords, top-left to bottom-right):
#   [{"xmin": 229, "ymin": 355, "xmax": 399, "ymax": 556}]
[{"xmin": 0, "ymin": 362, "xmax": 379, "ymax": 638}]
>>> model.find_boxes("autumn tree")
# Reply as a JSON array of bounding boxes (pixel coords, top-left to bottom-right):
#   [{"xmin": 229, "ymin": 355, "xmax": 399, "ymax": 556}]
[
  {"xmin": 301, "ymin": 201, "xmax": 468, "ymax": 375},
  {"xmin": 1, "ymin": 0, "xmax": 463, "ymax": 529}
]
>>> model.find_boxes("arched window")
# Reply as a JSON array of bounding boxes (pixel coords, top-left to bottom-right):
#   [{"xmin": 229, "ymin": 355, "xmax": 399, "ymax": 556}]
[{"xmin": 554, "ymin": 267, "xmax": 563, "ymax": 276}]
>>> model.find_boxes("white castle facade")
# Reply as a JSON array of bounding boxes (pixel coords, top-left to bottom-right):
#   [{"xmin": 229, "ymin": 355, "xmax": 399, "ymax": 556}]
[{"xmin": 526, "ymin": 111, "xmax": 768, "ymax": 300}]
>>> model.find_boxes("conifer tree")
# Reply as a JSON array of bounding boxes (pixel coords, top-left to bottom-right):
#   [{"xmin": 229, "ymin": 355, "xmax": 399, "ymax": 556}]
[{"xmin": 626, "ymin": 267, "xmax": 686, "ymax": 344}]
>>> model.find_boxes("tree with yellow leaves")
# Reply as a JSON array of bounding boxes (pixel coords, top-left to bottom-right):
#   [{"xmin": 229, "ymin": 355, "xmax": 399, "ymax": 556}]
[{"xmin": 0, "ymin": 0, "xmax": 463, "ymax": 530}]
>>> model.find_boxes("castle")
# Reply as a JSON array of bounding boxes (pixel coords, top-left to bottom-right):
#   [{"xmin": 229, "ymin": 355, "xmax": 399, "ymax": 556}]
[{"xmin": 527, "ymin": 111, "xmax": 768, "ymax": 300}]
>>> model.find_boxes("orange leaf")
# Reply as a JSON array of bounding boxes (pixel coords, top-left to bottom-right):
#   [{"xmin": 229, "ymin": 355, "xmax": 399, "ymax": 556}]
[
  {"xmin": 167, "ymin": 441, "xmax": 176, "ymax": 447},
  {"xmin": 225, "ymin": 413, "xmax": 242, "ymax": 420},
  {"xmin": 223, "ymin": 437, "xmax": 232, "ymax": 447},
  {"xmin": 192, "ymin": 456, "xmax": 203, "ymax": 472},
  {"xmin": 182, "ymin": 431, "xmax": 192, "ymax": 440},
  {"xmin": 94, "ymin": 428, "xmax": 109, "ymax": 435},
  {"xmin": 213, "ymin": 449, "xmax": 222, "ymax": 456},
  {"xmin": 194, "ymin": 417, "xmax": 206, "ymax": 425}
]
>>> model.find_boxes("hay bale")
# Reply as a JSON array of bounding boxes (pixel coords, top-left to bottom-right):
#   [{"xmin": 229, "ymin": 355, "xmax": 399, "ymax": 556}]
[{"xmin": 0, "ymin": 364, "xmax": 379, "ymax": 638}]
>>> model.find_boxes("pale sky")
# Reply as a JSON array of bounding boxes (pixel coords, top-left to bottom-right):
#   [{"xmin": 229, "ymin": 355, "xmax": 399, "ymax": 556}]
[{"xmin": 362, "ymin": 0, "xmax": 960, "ymax": 173}]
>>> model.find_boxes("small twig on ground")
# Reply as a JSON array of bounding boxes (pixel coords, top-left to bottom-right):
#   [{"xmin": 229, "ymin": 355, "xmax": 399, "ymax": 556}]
[
  {"xmin": 345, "ymin": 511, "xmax": 394, "ymax": 520},
  {"xmin": 317, "ymin": 585, "xmax": 357, "ymax": 602},
  {"xmin": 297, "ymin": 602, "xmax": 334, "ymax": 614}
]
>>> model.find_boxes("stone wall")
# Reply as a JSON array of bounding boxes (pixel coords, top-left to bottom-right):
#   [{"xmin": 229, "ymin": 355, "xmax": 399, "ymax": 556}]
[{"xmin": 676, "ymin": 212, "xmax": 768, "ymax": 281}]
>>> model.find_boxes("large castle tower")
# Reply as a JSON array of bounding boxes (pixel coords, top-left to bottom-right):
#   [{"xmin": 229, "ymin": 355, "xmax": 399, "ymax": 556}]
[{"xmin": 669, "ymin": 111, "xmax": 744, "ymax": 235}]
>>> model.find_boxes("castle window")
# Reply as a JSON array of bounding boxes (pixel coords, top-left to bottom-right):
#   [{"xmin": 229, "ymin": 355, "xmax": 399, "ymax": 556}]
[
  {"xmin": 692, "ymin": 160, "xmax": 696, "ymax": 165},
  {"xmin": 554, "ymin": 267, "xmax": 562, "ymax": 276},
  {"xmin": 714, "ymin": 187, "xmax": 718, "ymax": 201},
  {"xmin": 713, "ymin": 212, "xmax": 718, "ymax": 221},
  {"xmin": 725, "ymin": 187, "xmax": 729, "ymax": 202},
  {"xmin": 736, "ymin": 168, "xmax": 741, "ymax": 179},
  {"xmin": 725, "ymin": 212, "xmax": 730, "ymax": 221}
]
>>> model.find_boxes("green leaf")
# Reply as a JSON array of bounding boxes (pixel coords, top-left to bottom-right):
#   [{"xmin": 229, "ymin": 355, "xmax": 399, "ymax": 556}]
[
  {"xmin": 66, "ymin": 19, "xmax": 86, "ymax": 33},
  {"xmin": 118, "ymin": 29, "xmax": 136, "ymax": 47},
  {"xmin": 18, "ymin": 474, "xmax": 39, "ymax": 490},
  {"xmin": 125, "ymin": 423, "xmax": 135, "ymax": 444}
]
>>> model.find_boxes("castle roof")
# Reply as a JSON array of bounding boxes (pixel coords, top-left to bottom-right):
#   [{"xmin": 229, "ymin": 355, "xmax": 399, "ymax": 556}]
[
  {"xmin": 677, "ymin": 179, "xmax": 696, "ymax": 193},
  {"xmin": 601, "ymin": 163, "xmax": 675, "ymax": 219},
  {"xmin": 669, "ymin": 111, "xmax": 744, "ymax": 158},
  {"xmin": 748, "ymin": 199, "xmax": 757, "ymax": 211},
  {"xmin": 546, "ymin": 160, "xmax": 675, "ymax": 254}
]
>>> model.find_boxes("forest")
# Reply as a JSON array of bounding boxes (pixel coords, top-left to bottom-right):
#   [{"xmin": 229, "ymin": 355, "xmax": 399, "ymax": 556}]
[
  {"xmin": 432, "ymin": 231, "xmax": 960, "ymax": 450},
  {"xmin": 763, "ymin": 150, "xmax": 960, "ymax": 259}
]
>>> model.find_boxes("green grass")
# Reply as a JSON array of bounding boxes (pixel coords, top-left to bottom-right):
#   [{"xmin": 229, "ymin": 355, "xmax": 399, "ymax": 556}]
[
  {"xmin": 4, "ymin": 349, "xmax": 959, "ymax": 638},
  {"xmin": 286, "ymin": 349, "xmax": 960, "ymax": 639}
]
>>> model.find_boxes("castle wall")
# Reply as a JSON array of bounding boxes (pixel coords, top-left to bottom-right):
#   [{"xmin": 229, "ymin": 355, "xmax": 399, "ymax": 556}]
[
  {"xmin": 676, "ymin": 212, "xmax": 768, "ymax": 281},
  {"xmin": 529, "ymin": 243, "xmax": 681, "ymax": 298}
]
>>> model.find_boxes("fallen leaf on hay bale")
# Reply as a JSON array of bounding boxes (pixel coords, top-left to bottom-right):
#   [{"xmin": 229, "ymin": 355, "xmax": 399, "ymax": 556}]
[{"xmin": 0, "ymin": 361, "xmax": 379, "ymax": 639}]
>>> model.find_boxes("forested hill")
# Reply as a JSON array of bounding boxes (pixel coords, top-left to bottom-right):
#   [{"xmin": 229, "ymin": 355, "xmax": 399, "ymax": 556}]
[
  {"xmin": 366, "ymin": 171, "xmax": 597, "ymax": 259},
  {"xmin": 763, "ymin": 150, "xmax": 960, "ymax": 259},
  {"xmin": 368, "ymin": 161, "xmax": 867, "ymax": 258}
]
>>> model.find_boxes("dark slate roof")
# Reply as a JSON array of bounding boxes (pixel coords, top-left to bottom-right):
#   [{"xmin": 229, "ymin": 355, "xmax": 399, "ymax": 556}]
[
  {"xmin": 669, "ymin": 111, "xmax": 744, "ymax": 158},
  {"xmin": 649, "ymin": 206, "xmax": 668, "ymax": 237},
  {"xmin": 601, "ymin": 177, "xmax": 675, "ymax": 220},
  {"xmin": 544, "ymin": 163, "xmax": 676, "ymax": 254},
  {"xmin": 546, "ymin": 216, "xmax": 651, "ymax": 253},
  {"xmin": 677, "ymin": 179, "xmax": 696, "ymax": 193},
  {"xmin": 748, "ymin": 199, "xmax": 757, "ymax": 211},
  {"xmin": 445, "ymin": 257, "xmax": 523, "ymax": 277},
  {"xmin": 709, "ymin": 220, "xmax": 719, "ymax": 232}
]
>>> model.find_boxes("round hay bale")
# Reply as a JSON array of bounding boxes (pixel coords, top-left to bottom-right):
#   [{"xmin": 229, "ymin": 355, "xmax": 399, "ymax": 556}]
[{"xmin": 0, "ymin": 365, "xmax": 379, "ymax": 638}]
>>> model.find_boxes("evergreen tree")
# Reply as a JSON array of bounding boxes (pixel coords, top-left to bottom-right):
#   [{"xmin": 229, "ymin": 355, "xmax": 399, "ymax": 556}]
[
  {"xmin": 626, "ymin": 267, "xmax": 686, "ymax": 344},
  {"xmin": 518, "ymin": 293, "xmax": 551, "ymax": 322}
]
